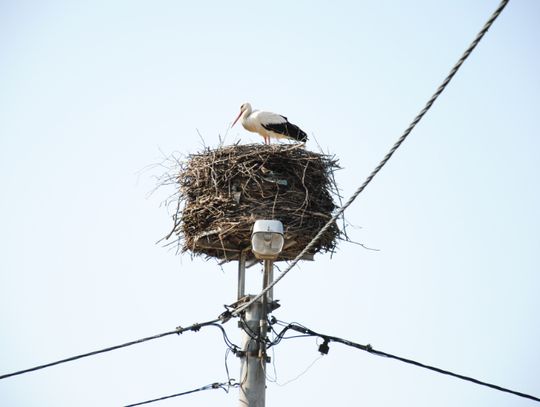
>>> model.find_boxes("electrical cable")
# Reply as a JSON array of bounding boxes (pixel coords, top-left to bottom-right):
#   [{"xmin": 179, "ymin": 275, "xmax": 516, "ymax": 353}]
[
  {"xmin": 0, "ymin": 318, "xmax": 221, "ymax": 381},
  {"xmin": 284, "ymin": 322, "xmax": 540, "ymax": 403},
  {"xmin": 267, "ymin": 321, "xmax": 312, "ymax": 349},
  {"xmin": 275, "ymin": 355, "xmax": 323, "ymax": 387},
  {"xmin": 230, "ymin": 0, "xmax": 510, "ymax": 319},
  {"xmin": 239, "ymin": 314, "xmax": 268, "ymax": 345},
  {"xmin": 207, "ymin": 323, "xmax": 241, "ymax": 353},
  {"xmin": 124, "ymin": 380, "xmax": 238, "ymax": 407},
  {"xmin": 224, "ymin": 348, "xmax": 233, "ymax": 385}
]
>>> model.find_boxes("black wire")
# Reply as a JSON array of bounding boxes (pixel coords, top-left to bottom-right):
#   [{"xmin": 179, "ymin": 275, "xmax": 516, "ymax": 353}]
[
  {"xmin": 0, "ymin": 318, "xmax": 220, "ymax": 381},
  {"xmin": 279, "ymin": 334, "xmax": 314, "ymax": 341},
  {"xmin": 286, "ymin": 323, "xmax": 540, "ymax": 403},
  {"xmin": 267, "ymin": 322, "xmax": 286, "ymax": 347},
  {"xmin": 267, "ymin": 326, "xmax": 292, "ymax": 348},
  {"xmin": 239, "ymin": 315, "xmax": 260, "ymax": 341},
  {"xmin": 124, "ymin": 381, "xmax": 236, "ymax": 407},
  {"xmin": 207, "ymin": 323, "xmax": 240, "ymax": 353},
  {"xmin": 267, "ymin": 321, "xmax": 313, "ymax": 348},
  {"xmin": 239, "ymin": 314, "xmax": 267, "ymax": 345}
]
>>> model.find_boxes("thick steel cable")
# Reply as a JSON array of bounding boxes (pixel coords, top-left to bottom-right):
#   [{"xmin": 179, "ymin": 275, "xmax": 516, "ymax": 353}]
[
  {"xmin": 231, "ymin": 0, "xmax": 510, "ymax": 317},
  {"xmin": 286, "ymin": 323, "xmax": 540, "ymax": 403},
  {"xmin": 0, "ymin": 318, "xmax": 220, "ymax": 380}
]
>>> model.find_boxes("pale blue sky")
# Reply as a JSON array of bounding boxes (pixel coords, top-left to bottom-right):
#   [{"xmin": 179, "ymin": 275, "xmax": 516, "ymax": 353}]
[{"xmin": 1, "ymin": 1, "xmax": 539, "ymax": 406}]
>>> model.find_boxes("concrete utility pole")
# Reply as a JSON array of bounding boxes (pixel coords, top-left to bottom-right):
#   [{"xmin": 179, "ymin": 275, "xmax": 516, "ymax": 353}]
[
  {"xmin": 238, "ymin": 296, "xmax": 266, "ymax": 407},
  {"xmin": 239, "ymin": 260, "xmax": 279, "ymax": 406},
  {"xmin": 238, "ymin": 259, "xmax": 275, "ymax": 407},
  {"xmin": 239, "ymin": 220, "xmax": 283, "ymax": 407}
]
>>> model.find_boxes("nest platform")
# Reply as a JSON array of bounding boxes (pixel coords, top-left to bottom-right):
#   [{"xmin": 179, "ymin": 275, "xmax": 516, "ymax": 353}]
[{"xmin": 167, "ymin": 143, "xmax": 341, "ymax": 261}]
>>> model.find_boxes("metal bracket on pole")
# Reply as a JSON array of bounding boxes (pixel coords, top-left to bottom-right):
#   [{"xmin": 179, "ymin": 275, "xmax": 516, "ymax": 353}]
[{"xmin": 237, "ymin": 250, "xmax": 246, "ymax": 300}]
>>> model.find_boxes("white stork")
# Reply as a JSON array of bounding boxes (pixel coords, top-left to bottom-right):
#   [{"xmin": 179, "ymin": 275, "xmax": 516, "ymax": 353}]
[{"xmin": 232, "ymin": 102, "xmax": 307, "ymax": 144}]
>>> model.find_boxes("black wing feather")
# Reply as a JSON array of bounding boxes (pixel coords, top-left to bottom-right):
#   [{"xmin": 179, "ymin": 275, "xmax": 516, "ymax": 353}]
[{"xmin": 262, "ymin": 119, "xmax": 307, "ymax": 142}]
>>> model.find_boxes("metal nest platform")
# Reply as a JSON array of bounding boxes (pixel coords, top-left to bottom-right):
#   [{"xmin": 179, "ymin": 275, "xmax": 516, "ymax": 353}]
[{"xmin": 164, "ymin": 143, "xmax": 342, "ymax": 262}]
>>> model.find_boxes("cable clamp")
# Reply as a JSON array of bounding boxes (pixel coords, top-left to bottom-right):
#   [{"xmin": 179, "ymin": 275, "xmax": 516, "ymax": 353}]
[
  {"xmin": 190, "ymin": 323, "xmax": 201, "ymax": 332},
  {"xmin": 318, "ymin": 339, "xmax": 330, "ymax": 355},
  {"xmin": 219, "ymin": 309, "xmax": 233, "ymax": 324}
]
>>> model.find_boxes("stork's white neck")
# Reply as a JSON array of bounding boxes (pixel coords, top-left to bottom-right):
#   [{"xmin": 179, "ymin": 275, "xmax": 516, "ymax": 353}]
[
  {"xmin": 242, "ymin": 103, "xmax": 253, "ymax": 118},
  {"xmin": 240, "ymin": 108, "xmax": 253, "ymax": 126}
]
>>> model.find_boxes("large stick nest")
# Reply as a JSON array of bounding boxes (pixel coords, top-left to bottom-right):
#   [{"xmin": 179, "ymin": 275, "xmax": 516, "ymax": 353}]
[{"xmin": 166, "ymin": 143, "xmax": 342, "ymax": 261}]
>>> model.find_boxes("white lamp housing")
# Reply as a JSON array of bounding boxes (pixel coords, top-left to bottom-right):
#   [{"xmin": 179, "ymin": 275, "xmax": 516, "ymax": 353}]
[{"xmin": 251, "ymin": 220, "xmax": 284, "ymax": 260}]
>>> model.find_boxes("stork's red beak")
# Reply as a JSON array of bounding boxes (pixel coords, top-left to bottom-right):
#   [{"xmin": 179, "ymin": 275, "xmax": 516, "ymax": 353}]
[{"xmin": 232, "ymin": 110, "xmax": 242, "ymax": 127}]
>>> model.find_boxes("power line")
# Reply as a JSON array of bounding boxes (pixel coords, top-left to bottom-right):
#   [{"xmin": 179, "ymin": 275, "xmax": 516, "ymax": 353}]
[
  {"xmin": 230, "ymin": 0, "xmax": 510, "ymax": 318},
  {"xmin": 0, "ymin": 317, "xmax": 222, "ymax": 381},
  {"xmin": 282, "ymin": 322, "xmax": 540, "ymax": 403},
  {"xmin": 124, "ymin": 380, "xmax": 238, "ymax": 407}
]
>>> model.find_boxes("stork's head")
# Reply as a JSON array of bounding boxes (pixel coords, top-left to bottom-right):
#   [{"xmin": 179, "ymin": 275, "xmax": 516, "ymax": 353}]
[{"xmin": 232, "ymin": 102, "xmax": 251, "ymax": 127}]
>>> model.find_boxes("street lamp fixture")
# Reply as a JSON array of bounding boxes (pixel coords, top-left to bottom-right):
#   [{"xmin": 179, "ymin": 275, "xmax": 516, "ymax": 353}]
[{"xmin": 251, "ymin": 220, "xmax": 284, "ymax": 260}]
